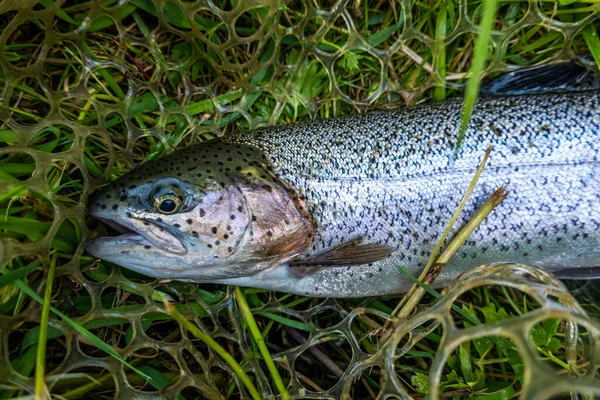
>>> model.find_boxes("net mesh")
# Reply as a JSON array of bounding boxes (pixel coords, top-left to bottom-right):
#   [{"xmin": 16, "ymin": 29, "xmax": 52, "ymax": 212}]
[{"xmin": 0, "ymin": 0, "xmax": 599, "ymax": 398}]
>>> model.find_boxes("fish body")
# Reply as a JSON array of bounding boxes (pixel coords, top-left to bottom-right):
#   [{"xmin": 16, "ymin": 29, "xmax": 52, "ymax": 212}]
[{"xmin": 87, "ymin": 90, "xmax": 600, "ymax": 297}]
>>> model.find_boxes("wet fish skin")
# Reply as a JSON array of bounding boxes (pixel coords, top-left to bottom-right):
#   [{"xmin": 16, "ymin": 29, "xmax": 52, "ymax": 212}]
[{"xmin": 87, "ymin": 90, "xmax": 600, "ymax": 297}]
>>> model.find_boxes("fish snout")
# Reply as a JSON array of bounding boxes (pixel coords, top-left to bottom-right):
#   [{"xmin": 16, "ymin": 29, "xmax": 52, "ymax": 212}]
[{"xmin": 87, "ymin": 185, "xmax": 125, "ymax": 217}]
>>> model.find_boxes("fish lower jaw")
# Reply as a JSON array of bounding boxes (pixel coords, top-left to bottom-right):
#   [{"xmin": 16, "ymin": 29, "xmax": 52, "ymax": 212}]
[
  {"xmin": 87, "ymin": 231, "xmax": 188, "ymax": 256},
  {"xmin": 117, "ymin": 233, "xmax": 146, "ymax": 241},
  {"xmin": 92, "ymin": 213, "xmax": 188, "ymax": 254},
  {"xmin": 86, "ymin": 233, "xmax": 149, "ymax": 252}
]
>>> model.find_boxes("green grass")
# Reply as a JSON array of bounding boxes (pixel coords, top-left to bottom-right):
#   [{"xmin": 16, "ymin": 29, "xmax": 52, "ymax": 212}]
[{"xmin": 0, "ymin": 0, "xmax": 599, "ymax": 399}]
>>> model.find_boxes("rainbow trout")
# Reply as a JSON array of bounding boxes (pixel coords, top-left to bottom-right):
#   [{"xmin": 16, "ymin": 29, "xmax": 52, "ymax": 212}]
[{"xmin": 87, "ymin": 63, "xmax": 600, "ymax": 297}]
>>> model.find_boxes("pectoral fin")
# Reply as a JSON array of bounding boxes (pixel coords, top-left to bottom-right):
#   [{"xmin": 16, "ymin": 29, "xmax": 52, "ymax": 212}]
[{"xmin": 292, "ymin": 237, "xmax": 396, "ymax": 266}]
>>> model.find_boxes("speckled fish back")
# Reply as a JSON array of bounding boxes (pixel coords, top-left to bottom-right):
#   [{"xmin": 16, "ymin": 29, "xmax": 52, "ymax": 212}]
[{"xmin": 219, "ymin": 91, "xmax": 600, "ymax": 297}]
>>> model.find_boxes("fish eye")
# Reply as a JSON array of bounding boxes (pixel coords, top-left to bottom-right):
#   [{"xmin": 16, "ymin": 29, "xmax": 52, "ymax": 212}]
[{"xmin": 154, "ymin": 194, "xmax": 182, "ymax": 214}]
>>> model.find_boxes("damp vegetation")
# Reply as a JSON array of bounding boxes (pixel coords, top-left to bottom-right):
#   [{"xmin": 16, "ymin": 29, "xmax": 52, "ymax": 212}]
[{"xmin": 0, "ymin": 0, "xmax": 599, "ymax": 399}]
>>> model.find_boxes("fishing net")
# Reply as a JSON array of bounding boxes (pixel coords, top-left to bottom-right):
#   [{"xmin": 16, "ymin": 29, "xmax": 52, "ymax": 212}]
[{"xmin": 0, "ymin": 0, "xmax": 599, "ymax": 398}]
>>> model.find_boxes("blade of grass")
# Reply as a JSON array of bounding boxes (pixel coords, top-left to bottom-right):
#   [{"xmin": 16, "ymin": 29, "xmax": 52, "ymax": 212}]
[
  {"xmin": 35, "ymin": 254, "xmax": 57, "ymax": 399},
  {"xmin": 426, "ymin": 187, "xmax": 508, "ymax": 276},
  {"xmin": 164, "ymin": 300, "xmax": 262, "ymax": 400},
  {"xmin": 235, "ymin": 286, "xmax": 290, "ymax": 400},
  {"xmin": 2, "ymin": 273, "xmax": 151, "ymax": 381},
  {"xmin": 257, "ymin": 311, "xmax": 313, "ymax": 332},
  {"xmin": 135, "ymin": 365, "xmax": 186, "ymax": 400},
  {"xmin": 456, "ymin": 0, "xmax": 498, "ymax": 150},
  {"xmin": 0, "ymin": 261, "xmax": 41, "ymax": 288},
  {"xmin": 582, "ymin": 19, "xmax": 600, "ymax": 68},
  {"xmin": 433, "ymin": 1, "xmax": 448, "ymax": 101},
  {"xmin": 394, "ymin": 267, "xmax": 480, "ymax": 327},
  {"xmin": 390, "ymin": 146, "xmax": 494, "ymax": 321}
]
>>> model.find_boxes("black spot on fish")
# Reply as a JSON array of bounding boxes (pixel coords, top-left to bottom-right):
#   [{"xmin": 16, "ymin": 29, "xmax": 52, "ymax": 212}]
[
  {"xmin": 157, "ymin": 217, "xmax": 162, "ymax": 222},
  {"xmin": 187, "ymin": 219, "xmax": 193, "ymax": 224},
  {"xmin": 100, "ymin": 204, "xmax": 106, "ymax": 209},
  {"xmin": 223, "ymin": 234, "xmax": 229, "ymax": 239},
  {"xmin": 212, "ymin": 227, "xmax": 217, "ymax": 234},
  {"xmin": 144, "ymin": 245, "xmax": 151, "ymax": 249},
  {"xmin": 192, "ymin": 231, "xmax": 199, "ymax": 237},
  {"xmin": 174, "ymin": 223, "xmax": 181, "ymax": 228},
  {"xmin": 207, "ymin": 244, "xmax": 212, "ymax": 248},
  {"xmin": 199, "ymin": 208, "xmax": 206, "ymax": 217},
  {"xmin": 228, "ymin": 247, "xmax": 233, "ymax": 253},
  {"xmin": 230, "ymin": 215, "xmax": 236, "ymax": 220},
  {"xmin": 112, "ymin": 204, "xmax": 118, "ymax": 210},
  {"xmin": 129, "ymin": 184, "xmax": 136, "ymax": 189},
  {"xmin": 215, "ymin": 240, "xmax": 220, "ymax": 246},
  {"xmin": 105, "ymin": 194, "xmax": 112, "ymax": 199}
]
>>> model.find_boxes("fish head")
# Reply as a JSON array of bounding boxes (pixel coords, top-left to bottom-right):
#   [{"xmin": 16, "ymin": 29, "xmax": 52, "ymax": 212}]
[{"xmin": 86, "ymin": 141, "xmax": 313, "ymax": 280}]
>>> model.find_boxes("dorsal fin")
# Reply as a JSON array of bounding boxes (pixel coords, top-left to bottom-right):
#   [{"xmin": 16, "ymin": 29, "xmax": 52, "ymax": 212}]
[
  {"xmin": 553, "ymin": 266, "xmax": 600, "ymax": 280},
  {"xmin": 291, "ymin": 237, "xmax": 395, "ymax": 266},
  {"xmin": 480, "ymin": 59, "xmax": 598, "ymax": 96}
]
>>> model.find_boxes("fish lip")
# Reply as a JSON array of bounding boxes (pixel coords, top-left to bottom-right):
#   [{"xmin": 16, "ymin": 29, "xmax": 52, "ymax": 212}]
[
  {"xmin": 90, "ymin": 213, "xmax": 187, "ymax": 255},
  {"xmin": 97, "ymin": 217, "xmax": 136, "ymax": 234},
  {"xmin": 91, "ymin": 216, "xmax": 148, "ymax": 245}
]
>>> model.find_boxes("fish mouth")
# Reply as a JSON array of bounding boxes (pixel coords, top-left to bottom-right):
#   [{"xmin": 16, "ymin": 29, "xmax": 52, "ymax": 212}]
[
  {"xmin": 98, "ymin": 217, "xmax": 139, "ymax": 235},
  {"xmin": 90, "ymin": 216, "xmax": 187, "ymax": 255}
]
